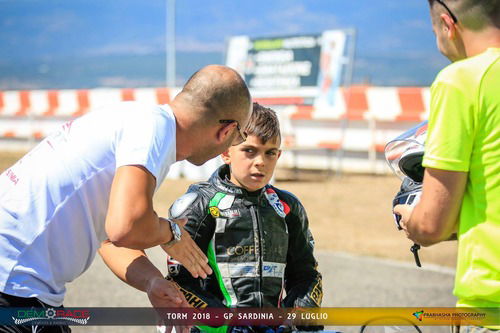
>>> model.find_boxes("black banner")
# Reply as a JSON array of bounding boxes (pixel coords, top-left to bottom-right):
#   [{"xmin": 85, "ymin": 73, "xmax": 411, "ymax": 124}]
[{"xmin": 244, "ymin": 35, "xmax": 321, "ymax": 89}]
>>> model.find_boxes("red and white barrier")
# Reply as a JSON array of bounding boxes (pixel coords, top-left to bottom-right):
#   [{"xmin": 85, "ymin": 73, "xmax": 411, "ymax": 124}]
[
  {"xmin": 256, "ymin": 86, "xmax": 430, "ymax": 121},
  {"xmin": 0, "ymin": 86, "xmax": 430, "ymax": 175},
  {"xmin": 0, "ymin": 87, "xmax": 176, "ymax": 139}
]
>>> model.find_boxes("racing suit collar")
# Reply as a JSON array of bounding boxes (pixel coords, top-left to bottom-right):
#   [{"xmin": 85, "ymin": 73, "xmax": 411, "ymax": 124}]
[{"xmin": 209, "ymin": 164, "xmax": 267, "ymax": 197}]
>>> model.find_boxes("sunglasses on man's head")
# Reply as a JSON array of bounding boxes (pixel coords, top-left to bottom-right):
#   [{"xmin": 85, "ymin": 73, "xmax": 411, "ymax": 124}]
[
  {"xmin": 219, "ymin": 119, "xmax": 247, "ymax": 145},
  {"xmin": 435, "ymin": 0, "xmax": 458, "ymax": 23}
]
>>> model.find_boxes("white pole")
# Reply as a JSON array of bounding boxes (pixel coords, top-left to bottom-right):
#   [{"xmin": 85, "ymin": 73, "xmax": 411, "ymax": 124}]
[
  {"xmin": 336, "ymin": 28, "xmax": 357, "ymax": 176},
  {"xmin": 166, "ymin": 0, "xmax": 176, "ymax": 88}
]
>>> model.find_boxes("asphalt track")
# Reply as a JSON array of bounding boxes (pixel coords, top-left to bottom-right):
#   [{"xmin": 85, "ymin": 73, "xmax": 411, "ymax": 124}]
[{"xmin": 65, "ymin": 249, "xmax": 456, "ymax": 333}]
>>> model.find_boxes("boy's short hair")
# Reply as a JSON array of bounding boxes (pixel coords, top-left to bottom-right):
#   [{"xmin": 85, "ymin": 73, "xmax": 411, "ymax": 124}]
[{"xmin": 245, "ymin": 102, "xmax": 281, "ymax": 144}]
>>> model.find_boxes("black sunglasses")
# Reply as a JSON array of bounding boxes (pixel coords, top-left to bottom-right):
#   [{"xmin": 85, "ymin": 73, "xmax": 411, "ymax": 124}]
[
  {"xmin": 435, "ymin": 0, "xmax": 458, "ymax": 23},
  {"xmin": 219, "ymin": 119, "xmax": 247, "ymax": 145}
]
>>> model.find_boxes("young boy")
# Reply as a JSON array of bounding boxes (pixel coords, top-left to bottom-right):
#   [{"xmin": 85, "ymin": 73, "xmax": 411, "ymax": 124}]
[{"xmin": 166, "ymin": 103, "xmax": 322, "ymax": 332}]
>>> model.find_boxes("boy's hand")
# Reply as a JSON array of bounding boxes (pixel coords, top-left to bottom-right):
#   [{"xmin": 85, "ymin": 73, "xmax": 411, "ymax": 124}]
[{"xmin": 160, "ymin": 218, "xmax": 213, "ymax": 279}]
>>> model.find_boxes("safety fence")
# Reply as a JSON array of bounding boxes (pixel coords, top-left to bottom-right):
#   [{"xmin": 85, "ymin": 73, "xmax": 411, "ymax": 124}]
[{"xmin": 0, "ymin": 86, "xmax": 429, "ymax": 178}]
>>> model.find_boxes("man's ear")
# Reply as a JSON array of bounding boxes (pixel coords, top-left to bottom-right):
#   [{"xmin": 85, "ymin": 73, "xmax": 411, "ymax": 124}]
[
  {"xmin": 277, "ymin": 149, "xmax": 282, "ymax": 160},
  {"xmin": 221, "ymin": 150, "xmax": 231, "ymax": 165},
  {"xmin": 440, "ymin": 13, "xmax": 457, "ymax": 39},
  {"xmin": 216, "ymin": 122, "xmax": 235, "ymax": 144}
]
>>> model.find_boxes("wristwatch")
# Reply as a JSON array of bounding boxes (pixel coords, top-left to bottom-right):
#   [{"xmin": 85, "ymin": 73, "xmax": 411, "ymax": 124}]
[{"xmin": 163, "ymin": 219, "xmax": 182, "ymax": 248}]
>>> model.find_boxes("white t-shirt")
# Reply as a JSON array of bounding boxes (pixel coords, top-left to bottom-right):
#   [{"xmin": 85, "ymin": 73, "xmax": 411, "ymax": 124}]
[{"xmin": 0, "ymin": 101, "xmax": 177, "ymax": 306}]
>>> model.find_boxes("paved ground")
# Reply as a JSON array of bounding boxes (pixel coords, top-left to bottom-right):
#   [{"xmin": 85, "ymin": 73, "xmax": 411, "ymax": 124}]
[
  {"xmin": 1, "ymin": 152, "xmax": 458, "ymax": 332},
  {"xmin": 0, "ymin": 151, "xmax": 458, "ymax": 268},
  {"xmin": 65, "ymin": 249, "xmax": 456, "ymax": 333}
]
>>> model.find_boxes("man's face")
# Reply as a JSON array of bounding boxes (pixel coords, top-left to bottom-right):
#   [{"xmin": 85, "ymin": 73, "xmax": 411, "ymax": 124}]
[
  {"xmin": 186, "ymin": 131, "xmax": 236, "ymax": 166},
  {"xmin": 222, "ymin": 134, "xmax": 281, "ymax": 192},
  {"xmin": 432, "ymin": 19, "xmax": 454, "ymax": 60},
  {"xmin": 187, "ymin": 104, "xmax": 251, "ymax": 166}
]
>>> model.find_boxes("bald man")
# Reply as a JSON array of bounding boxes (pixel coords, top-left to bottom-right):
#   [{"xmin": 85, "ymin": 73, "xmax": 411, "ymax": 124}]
[
  {"xmin": 394, "ymin": 1, "xmax": 499, "ymax": 332},
  {"xmin": 0, "ymin": 65, "xmax": 251, "ymax": 331}
]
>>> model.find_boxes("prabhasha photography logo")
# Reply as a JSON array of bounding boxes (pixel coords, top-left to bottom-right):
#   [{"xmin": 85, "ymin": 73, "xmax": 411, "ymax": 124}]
[
  {"xmin": 411, "ymin": 308, "xmax": 489, "ymax": 324},
  {"xmin": 12, "ymin": 308, "xmax": 90, "ymax": 325},
  {"xmin": 412, "ymin": 310, "xmax": 424, "ymax": 321}
]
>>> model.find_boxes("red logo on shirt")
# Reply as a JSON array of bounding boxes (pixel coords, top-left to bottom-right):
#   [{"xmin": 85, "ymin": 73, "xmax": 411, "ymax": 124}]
[
  {"xmin": 5, "ymin": 169, "xmax": 19, "ymax": 185},
  {"xmin": 62, "ymin": 120, "xmax": 74, "ymax": 133}
]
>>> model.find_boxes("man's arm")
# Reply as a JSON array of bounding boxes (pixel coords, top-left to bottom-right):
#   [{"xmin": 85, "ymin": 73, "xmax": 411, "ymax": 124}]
[
  {"xmin": 105, "ymin": 165, "xmax": 168, "ymax": 248},
  {"xmin": 105, "ymin": 165, "xmax": 212, "ymax": 278},
  {"xmin": 99, "ymin": 241, "xmax": 192, "ymax": 333},
  {"xmin": 98, "ymin": 239, "xmax": 188, "ymax": 308},
  {"xmin": 394, "ymin": 167, "xmax": 467, "ymax": 246}
]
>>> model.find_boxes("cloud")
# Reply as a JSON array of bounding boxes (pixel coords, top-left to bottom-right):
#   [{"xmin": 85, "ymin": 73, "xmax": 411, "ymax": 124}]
[
  {"xmin": 40, "ymin": 12, "xmax": 79, "ymax": 33},
  {"xmin": 19, "ymin": 10, "xmax": 81, "ymax": 34},
  {"xmin": 85, "ymin": 36, "xmax": 226, "ymax": 55},
  {"xmin": 83, "ymin": 34, "xmax": 166, "ymax": 56},
  {"xmin": 0, "ymin": 9, "xmax": 84, "ymax": 51},
  {"xmin": 175, "ymin": 36, "xmax": 225, "ymax": 52},
  {"xmin": 190, "ymin": 3, "xmax": 340, "ymax": 39},
  {"xmin": 85, "ymin": 42, "xmax": 162, "ymax": 56},
  {"xmin": 405, "ymin": 19, "xmax": 431, "ymax": 30},
  {"xmin": 265, "ymin": 4, "xmax": 340, "ymax": 35}
]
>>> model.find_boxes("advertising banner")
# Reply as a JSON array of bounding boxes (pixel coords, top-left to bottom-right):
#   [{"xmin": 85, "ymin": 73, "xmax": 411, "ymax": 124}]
[{"xmin": 226, "ymin": 31, "xmax": 347, "ymax": 101}]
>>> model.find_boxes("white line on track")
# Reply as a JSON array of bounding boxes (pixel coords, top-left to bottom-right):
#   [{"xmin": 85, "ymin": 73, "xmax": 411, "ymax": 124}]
[{"xmin": 317, "ymin": 250, "xmax": 456, "ymax": 275}]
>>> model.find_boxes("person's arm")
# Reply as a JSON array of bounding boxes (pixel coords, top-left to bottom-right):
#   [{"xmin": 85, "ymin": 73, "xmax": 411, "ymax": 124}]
[
  {"xmin": 282, "ymin": 196, "xmax": 322, "ymax": 309},
  {"xmin": 282, "ymin": 196, "xmax": 323, "ymax": 332},
  {"xmin": 394, "ymin": 167, "xmax": 467, "ymax": 246},
  {"xmin": 105, "ymin": 165, "xmax": 212, "ymax": 278},
  {"xmin": 105, "ymin": 165, "xmax": 168, "ymax": 248},
  {"xmin": 98, "ymin": 239, "xmax": 188, "ymax": 308},
  {"xmin": 168, "ymin": 189, "xmax": 227, "ymax": 309},
  {"xmin": 99, "ymin": 241, "xmax": 192, "ymax": 333},
  {"xmin": 170, "ymin": 225, "xmax": 226, "ymax": 309}
]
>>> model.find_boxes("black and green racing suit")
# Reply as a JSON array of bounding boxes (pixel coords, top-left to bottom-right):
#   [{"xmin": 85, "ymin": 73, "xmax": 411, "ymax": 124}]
[{"xmin": 166, "ymin": 164, "xmax": 323, "ymax": 330}]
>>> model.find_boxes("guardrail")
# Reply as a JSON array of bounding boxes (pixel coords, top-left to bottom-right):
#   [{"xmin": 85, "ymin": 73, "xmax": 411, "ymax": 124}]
[{"xmin": 0, "ymin": 86, "xmax": 429, "ymax": 177}]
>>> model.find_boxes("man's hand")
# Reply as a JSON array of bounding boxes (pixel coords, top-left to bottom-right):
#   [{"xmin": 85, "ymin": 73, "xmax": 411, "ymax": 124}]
[
  {"xmin": 161, "ymin": 218, "xmax": 213, "ymax": 279},
  {"xmin": 393, "ymin": 168, "xmax": 466, "ymax": 246},
  {"xmin": 147, "ymin": 277, "xmax": 191, "ymax": 333},
  {"xmin": 393, "ymin": 204, "xmax": 415, "ymax": 239},
  {"xmin": 98, "ymin": 240, "xmax": 191, "ymax": 333},
  {"xmin": 146, "ymin": 276, "xmax": 187, "ymax": 308}
]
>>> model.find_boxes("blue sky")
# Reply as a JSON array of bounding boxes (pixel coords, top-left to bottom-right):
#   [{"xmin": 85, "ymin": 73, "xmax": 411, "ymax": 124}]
[{"xmin": 0, "ymin": 0, "xmax": 451, "ymax": 88}]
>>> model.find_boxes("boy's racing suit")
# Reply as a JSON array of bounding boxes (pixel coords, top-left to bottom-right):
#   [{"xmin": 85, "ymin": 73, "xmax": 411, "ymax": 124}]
[{"xmin": 167, "ymin": 164, "xmax": 322, "ymax": 311}]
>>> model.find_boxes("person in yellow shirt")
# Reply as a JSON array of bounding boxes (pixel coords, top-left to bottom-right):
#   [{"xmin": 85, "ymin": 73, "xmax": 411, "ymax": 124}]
[{"xmin": 394, "ymin": 1, "xmax": 500, "ymax": 332}]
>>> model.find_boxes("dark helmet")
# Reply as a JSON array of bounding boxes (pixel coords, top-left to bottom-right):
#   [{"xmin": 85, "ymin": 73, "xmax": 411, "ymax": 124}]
[
  {"xmin": 399, "ymin": 150, "xmax": 424, "ymax": 183},
  {"xmin": 392, "ymin": 177, "xmax": 422, "ymax": 229},
  {"xmin": 385, "ymin": 121, "xmax": 429, "ymax": 267},
  {"xmin": 385, "ymin": 121, "xmax": 428, "ymax": 228},
  {"xmin": 385, "ymin": 121, "xmax": 427, "ymax": 183}
]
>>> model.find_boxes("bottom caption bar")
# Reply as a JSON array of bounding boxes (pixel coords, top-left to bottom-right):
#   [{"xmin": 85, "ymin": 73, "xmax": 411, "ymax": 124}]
[{"xmin": 0, "ymin": 307, "xmax": 498, "ymax": 327}]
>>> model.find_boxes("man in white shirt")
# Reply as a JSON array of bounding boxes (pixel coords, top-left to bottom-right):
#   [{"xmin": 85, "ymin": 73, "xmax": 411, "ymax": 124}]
[{"xmin": 0, "ymin": 65, "xmax": 251, "ymax": 332}]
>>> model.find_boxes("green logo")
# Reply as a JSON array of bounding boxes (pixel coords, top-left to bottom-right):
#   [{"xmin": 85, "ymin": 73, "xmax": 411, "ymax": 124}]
[{"xmin": 413, "ymin": 310, "xmax": 424, "ymax": 321}]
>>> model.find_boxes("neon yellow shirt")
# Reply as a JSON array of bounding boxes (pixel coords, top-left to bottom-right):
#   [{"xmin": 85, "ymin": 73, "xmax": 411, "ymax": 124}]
[{"xmin": 423, "ymin": 48, "xmax": 500, "ymax": 311}]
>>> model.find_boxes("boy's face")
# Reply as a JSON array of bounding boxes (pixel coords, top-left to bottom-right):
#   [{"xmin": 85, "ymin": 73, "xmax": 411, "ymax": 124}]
[{"xmin": 221, "ymin": 134, "xmax": 281, "ymax": 192}]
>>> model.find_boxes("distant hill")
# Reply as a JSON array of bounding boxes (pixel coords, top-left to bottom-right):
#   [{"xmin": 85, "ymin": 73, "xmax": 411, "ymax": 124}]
[
  {"xmin": 0, "ymin": 51, "xmax": 223, "ymax": 90},
  {"xmin": 0, "ymin": 51, "xmax": 445, "ymax": 90}
]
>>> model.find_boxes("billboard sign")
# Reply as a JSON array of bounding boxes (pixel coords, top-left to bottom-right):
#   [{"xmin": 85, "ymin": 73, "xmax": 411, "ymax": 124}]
[{"xmin": 226, "ymin": 31, "xmax": 347, "ymax": 101}]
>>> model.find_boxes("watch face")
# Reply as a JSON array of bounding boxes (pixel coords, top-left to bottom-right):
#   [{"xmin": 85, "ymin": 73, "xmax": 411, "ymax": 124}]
[{"xmin": 171, "ymin": 222, "xmax": 182, "ymax": 241}]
